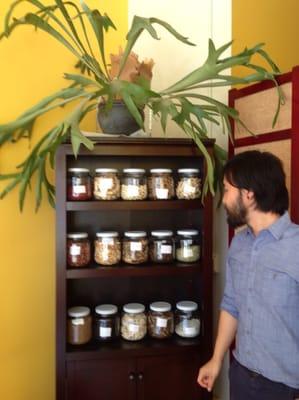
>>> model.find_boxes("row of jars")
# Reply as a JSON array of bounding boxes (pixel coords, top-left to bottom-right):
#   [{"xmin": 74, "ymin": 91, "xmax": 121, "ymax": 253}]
[
  {"xmin": 67, "ymin": 167, "xmax": 201, "ymax": 201},
  {"xmin": 67, "ymin": 301, "xmax": 201, "ymax": 345},
  {"xmin": 67, "ymin": 229, "xmax": 201, "ymax": 267}
]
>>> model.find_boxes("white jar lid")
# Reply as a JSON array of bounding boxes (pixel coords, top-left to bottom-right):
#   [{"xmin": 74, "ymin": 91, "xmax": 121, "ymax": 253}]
[
  {"xmin": 150, "ymin": 168, "xmax": 172, "ymax": 173},
  {"xmin": 178, "ymin": 168, "xmax": 200, "ymax": 174},
  {"xmin": 95, "ymin": 168, "xmax": 118, "ymax": 173},
  {"xmin": 68, "ymin": 168, "xmax": 90, "ymax": 173},
  {"xmin": 95, "ymin": 304, "xmax": 118, "ymax": 315},
  {"xmin": 177, "ymin": 229, "xmax": 199, "ymax": 236},
  {"xmin": 123, "ymin": 168, "xmax": 146, "ymax": 174},
  {"xmin": 176, "ymin": 301, "xmax": 198, "ymax": 311},
  {"xmin": 150, "ymin": 301, "xmax": 171, "ymax": 312},
  {"xmin": 67, "ymin": 232, "xmax": 88, "ymax": 239},
  {"xmin": 151, "ymin": 230, "xmax": 173, "ymax": 237},
  {"xmin": 124, "ymin": 231, "xmax": 147, "ymax": 238},
  {"xmin": 123, "ymin": 303, "xmax": 145, "ymax": 314},
  {"xmin": 68, "ymin": 306, "xmax": 90, "ymax": 317},
  {"xmin": 96, "ymin": 231, "xmax": 119, "ymax": 238}
]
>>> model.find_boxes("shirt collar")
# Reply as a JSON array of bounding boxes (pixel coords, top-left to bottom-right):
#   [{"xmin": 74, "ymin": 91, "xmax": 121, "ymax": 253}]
[
  {"xmin": 246, "ymin": 211, "xmax": 291, "ymax": 240},
  {"xmin": 267, "ymin": 211, "xmax": 291, "ymax": 240}
]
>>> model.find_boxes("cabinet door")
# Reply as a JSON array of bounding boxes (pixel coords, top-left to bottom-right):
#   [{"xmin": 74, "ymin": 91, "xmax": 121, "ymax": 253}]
[
  {"xmin": 67, "ymin": 358, "xmax": 136, "ymax": 400},
  {"xmin": 137, "ymin": 353, "xmax": 202, "ymax": 400}
]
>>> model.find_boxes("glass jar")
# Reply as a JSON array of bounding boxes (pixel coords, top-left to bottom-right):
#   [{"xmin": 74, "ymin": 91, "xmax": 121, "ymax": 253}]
[
  {"xmin": 67, "ymin": 168, "xmax": 92, "ymax": 201},
  {"xmin": 175, "ymin": 301, "xmax": 200, "ymax": 338},
  {"xmin": 122, "ymin": 231, "xmax": 148, "ymax": 264},
  {"xmin": 94, "ymin": 304, "xmax": 120, "ymax": 341},
  {"xmin": 176, "ymin": 229, "xmax": 201, "ymax": 263},
  {"xmin": 94, "ymin": 231, "xmax": 121, "ymax": 266},
  {"xmin": 67, "ymin": 306, "xmax": 92, "ymax": 345},
  {"xmin": 67, "ymin": 233, "xmax": 91, "ymax": 267},
  {"xmin": 148, "ymin": 301, "xmax": 174, "ymax": 339},
  {"xmin": 149, "ymin": 230, "xmax": 174, "ymax": 264},
  {"xmin": 93, "ymin": 168, "xmax": 120, "ymax": 200},
  {"xmin": 148, "ymin": 169, "xmax": 174, "ymax": 200},
  {"xmin": 121, "ymin": 303, "xmax": 147, "ymax": 341},
  {"xmin": 121, "ymin": 168, "xmax": 147, "ymax": 200},
  {"xmin": 176, "ymin": 168, "xmax": 201, "ymax": 200}
]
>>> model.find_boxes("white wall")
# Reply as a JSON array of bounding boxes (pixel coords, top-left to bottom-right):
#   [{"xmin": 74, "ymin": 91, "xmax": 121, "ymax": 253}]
[{"xmin": 128, "ymin": 1, "xmax": 230, "ymax": 399}]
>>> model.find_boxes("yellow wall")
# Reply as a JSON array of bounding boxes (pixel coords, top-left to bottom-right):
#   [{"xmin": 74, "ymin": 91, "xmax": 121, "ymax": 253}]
[
  {"xmin": 0, "ymin": 1, "xmax": 127, "ymax": 399},
  {"xmin": 232, "ymin": 0, "xmax": 299, "ymax": 75}
]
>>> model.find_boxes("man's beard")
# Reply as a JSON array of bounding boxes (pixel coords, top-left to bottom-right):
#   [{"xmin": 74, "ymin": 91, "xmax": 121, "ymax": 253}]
[{"xmin": 224, "ymin": 192, "xmax": 247, "ymax": 228}]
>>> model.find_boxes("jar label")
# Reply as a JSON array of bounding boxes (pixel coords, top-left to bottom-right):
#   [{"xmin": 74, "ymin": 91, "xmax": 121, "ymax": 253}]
[
  {"xmin": 161, "ymin": 245, "xmax": 172, "ymax": 254},
  {"xmin": 156, "ymin": 188, "xmax": 169, "ymax": 199},
  {"xmin": 129, "ymin": 324, "xmax": 139, "ymax": 333},
  {"xmin": 101, "ymin": 249, "xmax": 109, "ymax": 260},
  {"xmin": 126, "ymin": 185, "xmax": 139, "ymax": 197},
  {"xmin": 73, "ymin": 185, "xmax": 87, "ymax": 194},
  {"xmin": 185, "ymin": 185, "xmax": 196, "ymax": 193},
  {"xmin": 100, "ymin": 178, "xmax": 113, "ymax": 191},
  {"xmin": 100, "ymin": 326, "xmax": 112, "ymax": 337},
  {"xmin": 72, "ymin": 318, "xmax": 84, "ymax": 326},
  {"xmin": 70, "ymin": 244, "xmax": 81, "ymax": 256},
  {"xmin": 183, "ymin": 248, "xmax": 194, "ymax": 257},
  {"xmin": 130, "ymin": 242, "xmax": 142, "ymax": 251},
  {"xmin": 156, "ymin": 317, "xmax": 167, "ymax": 328},
  {"xmin": 184, "ymin": 325, "xmax": 200, "ymax": 335}
]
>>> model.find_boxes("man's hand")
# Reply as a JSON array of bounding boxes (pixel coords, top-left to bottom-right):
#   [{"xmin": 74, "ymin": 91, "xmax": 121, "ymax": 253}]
[{"xmin": 197, "ymin": 357, "xmax": 222, "ymax": 392}]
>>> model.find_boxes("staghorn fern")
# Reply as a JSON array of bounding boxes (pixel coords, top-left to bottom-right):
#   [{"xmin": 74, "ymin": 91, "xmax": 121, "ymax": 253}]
[{"xmin": 0, "ymin": 0, "xmax": 284, "ymax": 210}]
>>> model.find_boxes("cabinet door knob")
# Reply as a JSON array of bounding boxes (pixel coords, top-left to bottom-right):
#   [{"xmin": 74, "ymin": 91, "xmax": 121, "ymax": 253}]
[
  {"xmin": 138, "ymin": 373, "xmax": 144, "ymax": 380},
  {"xmin": 129, "ymin": 372, "xmax": 135, "ymax": 381}
]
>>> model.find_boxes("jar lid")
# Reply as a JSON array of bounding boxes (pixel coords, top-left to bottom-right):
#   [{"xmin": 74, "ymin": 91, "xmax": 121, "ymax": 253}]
[
  {"xmin": 96, "ymin": 231, "xmax": 119, "ymax": 238},
  {"xmin": 151, "ymin": 230, "xmax": 173, "ymax": 237},
  {"xmin": 95, "ymin": 168, "xmax": 118, "ymax": 173},
  {"xmin": 67, "ymin": 232, "xmax": 88, "ymax": 239},
  {"xmin": 68, "ymin": 306, "xmax": 90, "ymax": 317},
  {"xmin": 150, "ymin": 168, "xmax": 172, "ymax": 173},
  {"xmin": 124, "ymin": 231, "xmax": 147, "ymax": 238},
  {"xmin": 177, "ymin": 229, "xmax": 199, "ymax": 236},
  {"xmin": 150, "ymin": 301, "xmax": 171, "ymax": 312},
  {"xmin": 176, "ymin": 301, "xmax": 198, "ymax": 311},
  {"xmin": 123, "ymin": 168, "xmax": 146, "ymax": 174},
  {"xmin": 95, "ymin": 304, "xmax": 118, "ymax": 316},
  {"xmin": 123, "ymin": 303, "xmax": 145, "ymax": 314},
  {"xmin": 68, "ymin": 168, "xmax": 90, "ymax": 173},
  {"xmin": 178, "ymin": 168, "xmax": 200, "ymax": 174}
]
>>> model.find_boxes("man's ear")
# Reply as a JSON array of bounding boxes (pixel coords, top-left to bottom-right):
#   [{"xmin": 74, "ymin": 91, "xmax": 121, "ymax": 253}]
[{"xmin": 241, "ymin": 188, "xmax": 255, "ymax": 203}]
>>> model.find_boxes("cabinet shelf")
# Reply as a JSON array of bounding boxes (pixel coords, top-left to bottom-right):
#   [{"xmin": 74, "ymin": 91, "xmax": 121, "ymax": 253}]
[
  {"xmin": 66, "ymin": 199, "xmax": 203, "ymax": 211},
  {"xmin": 66, "ymin": 262, "xmax": 202, "ymax": 279},
  {"xmin": 66, "ymin": 336, "xmax": 201, "ymax": 361}
]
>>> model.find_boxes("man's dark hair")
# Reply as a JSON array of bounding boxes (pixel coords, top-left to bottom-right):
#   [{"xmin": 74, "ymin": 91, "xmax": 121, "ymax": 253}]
[{"xmin": 223, "ymin": 150, "xmax": 289, "ymax": 215}]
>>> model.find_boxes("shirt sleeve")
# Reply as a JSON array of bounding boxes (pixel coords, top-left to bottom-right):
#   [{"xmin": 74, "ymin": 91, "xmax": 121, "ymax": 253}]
[{"xmin": 220, "ymin": 255, "xmax": 239, "ymax": 319}]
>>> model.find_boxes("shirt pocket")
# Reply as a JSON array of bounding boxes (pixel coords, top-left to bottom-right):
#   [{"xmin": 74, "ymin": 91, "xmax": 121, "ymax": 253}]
[{"xmin": 259, "ymin": 265, "xmax": 299, "ymax": 307}]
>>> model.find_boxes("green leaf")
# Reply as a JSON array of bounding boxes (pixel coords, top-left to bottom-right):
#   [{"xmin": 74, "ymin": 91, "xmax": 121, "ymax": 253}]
[
  {"xmin": 70, "ymin": 127, "xmax": 94, "ymax": 157},
  {"xmin": 121, "ymin": 91, "xmax": 144, "ymax": 130},
  {"xmin": 80, "ymin": 1, "xmax": 116, "ymax": 77},
  {"xmin": 119, "ymin": 15, "xmax": 195, "ymax": 77}
]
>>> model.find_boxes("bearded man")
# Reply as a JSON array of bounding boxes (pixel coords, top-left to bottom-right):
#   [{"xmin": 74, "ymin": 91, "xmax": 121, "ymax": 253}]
[{"xmin": 197, "ymin": 150, "xmax": 299, "ymax": 400}]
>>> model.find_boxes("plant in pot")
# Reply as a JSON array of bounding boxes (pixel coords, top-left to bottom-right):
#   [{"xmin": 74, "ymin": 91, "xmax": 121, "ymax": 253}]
[{"xmin": 0, "ymin": 0, "xmax": 283, "ymax": 210}]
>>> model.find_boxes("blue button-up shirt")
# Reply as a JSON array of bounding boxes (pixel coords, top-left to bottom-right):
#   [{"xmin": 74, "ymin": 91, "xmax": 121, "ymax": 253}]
[{"xmin": 221, "ymin": 212, "xmax": 299, "ymax": 389}]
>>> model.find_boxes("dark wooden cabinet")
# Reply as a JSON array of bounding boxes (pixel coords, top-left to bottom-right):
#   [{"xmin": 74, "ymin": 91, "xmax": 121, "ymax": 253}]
[
  {"xmin": 67, "ymin": 351, "xmax": 200, "ymax": 400},
  {"xmin": 56, "ymin": 138, "xmax": 214, "ymax": 400}
]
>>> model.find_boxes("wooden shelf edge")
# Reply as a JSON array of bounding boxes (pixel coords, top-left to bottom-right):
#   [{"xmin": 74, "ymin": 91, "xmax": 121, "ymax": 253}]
[
  {"xmin": 66, "ymin": 337, "xmax": 201, "ymax": 361},
  {"xmin": 66, "ymin": 199, "xmax": 204, "ymax": 211},
  {"xmin": 66, "ymin": 263, "xmax": 201, "ymax": 279}
]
